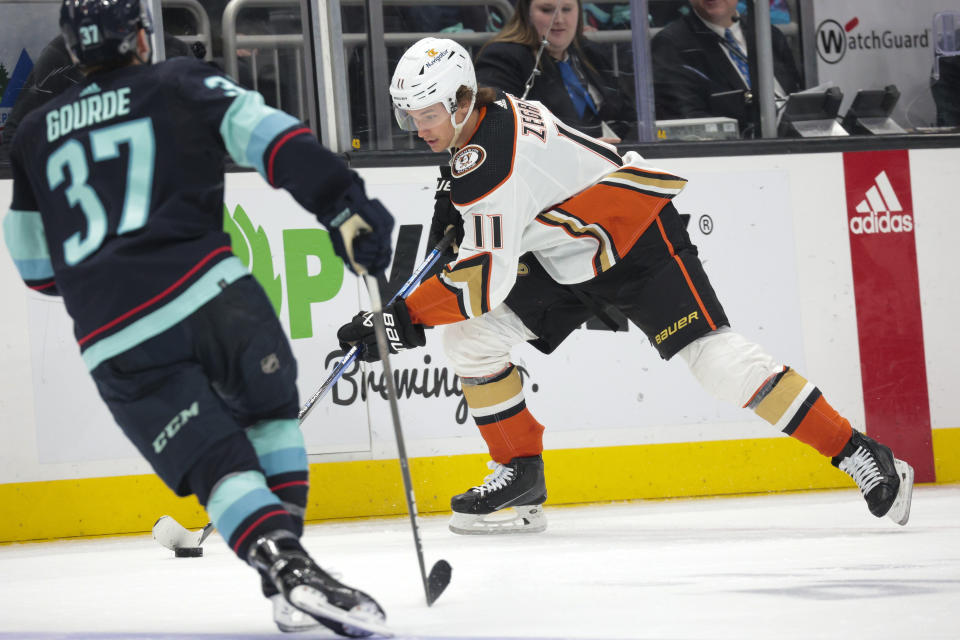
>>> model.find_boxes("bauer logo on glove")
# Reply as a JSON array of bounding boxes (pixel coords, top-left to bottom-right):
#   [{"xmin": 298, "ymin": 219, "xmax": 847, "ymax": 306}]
[{"xmin": 338, "ymin": 300, "xmax": 426, "ymax": 362}]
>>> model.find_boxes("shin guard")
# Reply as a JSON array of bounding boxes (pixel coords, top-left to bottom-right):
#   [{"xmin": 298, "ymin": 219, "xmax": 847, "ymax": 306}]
[
  {"xmin": 462, "ymin": 364, "xmax": 545, "ymax": 464},
  {"xmin": 246, "ymin": 419, "xmax": 310, "ymax": 535},
  {"xmin": 206, "ymin": 470, "xmax": 298, "ymax": 560},
  {"xmin": 748, "ymin": 368, "xmax": 853, "ymax": 457}
]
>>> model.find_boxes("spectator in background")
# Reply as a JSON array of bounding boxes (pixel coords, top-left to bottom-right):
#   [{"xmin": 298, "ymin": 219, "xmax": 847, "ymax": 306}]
[
  {"xmin": 932, "ymin": 19, "xmax": 960, "ymax": 129},
  {"xmin": 651, "ymin": 0, "xmax": 801, "ymax": 137},
  {"xmin": 475, "ymin": 0, "xmax": 636, "ymax": 143},
  {"xmin": 932, "ymin": 54, "xmax": 960, "ymax": 128}
]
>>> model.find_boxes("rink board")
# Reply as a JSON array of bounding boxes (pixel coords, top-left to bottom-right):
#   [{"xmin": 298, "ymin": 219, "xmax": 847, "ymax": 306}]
[
  {"xmin": 2, "ymin": 147, "xmax": 959, "ymax": 542},
  {"xmin": 2, "ymin": 427, "xmax": 958, "ymax": 541}
]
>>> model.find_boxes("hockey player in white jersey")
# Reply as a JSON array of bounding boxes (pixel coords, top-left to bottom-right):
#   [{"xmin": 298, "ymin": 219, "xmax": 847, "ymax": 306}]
[{"xmin": 338, "ymin": 37, "xmax": 915, "ymax": 535}]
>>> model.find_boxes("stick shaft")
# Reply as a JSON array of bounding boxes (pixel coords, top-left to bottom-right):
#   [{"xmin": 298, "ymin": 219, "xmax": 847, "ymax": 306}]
[
  {"xmin": 363, "ymin": 274, "xmax": 433, "ymax": 604},
  {"xmin": 298, "ymin": 227, "xmax": 456, "ymax": 423}
]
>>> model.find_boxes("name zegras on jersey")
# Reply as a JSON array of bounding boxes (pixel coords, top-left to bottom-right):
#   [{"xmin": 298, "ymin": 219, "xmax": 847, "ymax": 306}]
[{"xmin": 6, "ymin": 57, "xmax": 339, "ymax": 371}]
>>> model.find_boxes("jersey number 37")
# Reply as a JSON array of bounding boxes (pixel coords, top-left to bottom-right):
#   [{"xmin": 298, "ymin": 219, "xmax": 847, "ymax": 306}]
[{"xmin": 46, "ymin": 117, "xmax": 156, "ymax": 265}]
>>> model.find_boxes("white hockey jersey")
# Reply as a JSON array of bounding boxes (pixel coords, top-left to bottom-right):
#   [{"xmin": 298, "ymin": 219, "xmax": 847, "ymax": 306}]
[{"xmin": 406, "ymin": 93, "xmax": 687, "ymax": 327}]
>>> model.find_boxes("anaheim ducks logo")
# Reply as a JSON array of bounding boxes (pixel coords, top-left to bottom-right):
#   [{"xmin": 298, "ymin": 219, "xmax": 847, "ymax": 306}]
[{"xmin": 451, "ymin": 144, "xmax": 486, "ymax": 177}]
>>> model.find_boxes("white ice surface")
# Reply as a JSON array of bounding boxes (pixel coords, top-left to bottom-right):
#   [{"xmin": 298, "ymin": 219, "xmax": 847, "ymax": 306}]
[{"xmin": 1, "ymin": 486, "xmax": 958, "ymax": 639}]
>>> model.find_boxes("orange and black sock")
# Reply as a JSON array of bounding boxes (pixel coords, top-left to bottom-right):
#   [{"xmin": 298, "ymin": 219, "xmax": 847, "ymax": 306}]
[
  {"xmin": 747, "ymin": 367, "xmax": 853, "ymax": 457},
  {"xmin": 462, "ymin": 364, "xmax": 545, "ymax": 464}
]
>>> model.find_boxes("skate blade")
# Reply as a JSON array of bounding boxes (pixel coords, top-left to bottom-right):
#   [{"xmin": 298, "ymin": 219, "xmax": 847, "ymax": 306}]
[
  {"xmin": 449, "ymin": 505, "xmax": 547, "ymax": 535},
  {"xmin": 270, "ymin": 593, "xmax": 321, "ymax": 633},
  {"xmin": 288, "ymin": 586, "xmax": 392, "ymax": 637},
  {"xmin": 887, "ymin": 459, "xmax": 914, "ymax": 526}
]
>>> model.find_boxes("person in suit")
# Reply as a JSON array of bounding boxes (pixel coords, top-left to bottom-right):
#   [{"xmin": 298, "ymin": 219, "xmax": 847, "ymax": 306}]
[
  {"xmin": 475, "ymin": 0, "xmax": 636, "ymax": 143},
  {"xmin": 651, "ymin": 0, "xmax": 802, "ymax": 136},
  {"xmin": 932, "ymin": 34, "xmax": 960, "ymax": 128}
]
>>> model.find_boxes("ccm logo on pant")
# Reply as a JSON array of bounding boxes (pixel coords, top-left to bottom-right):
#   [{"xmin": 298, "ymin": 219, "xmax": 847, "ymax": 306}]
[{"xmin": 153, "ymin": 401, "xmax": 200, "ymax": 454}]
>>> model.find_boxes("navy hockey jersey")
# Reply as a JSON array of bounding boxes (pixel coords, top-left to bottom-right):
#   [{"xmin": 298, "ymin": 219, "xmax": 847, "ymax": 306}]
[{"xmin": 3, "ymin": 56, "xmax": 352, "ymax": 370}]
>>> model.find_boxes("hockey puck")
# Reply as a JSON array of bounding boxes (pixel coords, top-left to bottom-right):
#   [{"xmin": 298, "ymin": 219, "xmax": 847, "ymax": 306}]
[{"xmin": 174, "ymin": 546, "xmax": 204, "ymax": 558}]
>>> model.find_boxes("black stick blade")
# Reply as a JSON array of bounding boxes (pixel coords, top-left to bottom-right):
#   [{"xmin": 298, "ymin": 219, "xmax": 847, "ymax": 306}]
[{"xmin": 426, "ymin": 559, "xmax": 452, "ymax": 606}]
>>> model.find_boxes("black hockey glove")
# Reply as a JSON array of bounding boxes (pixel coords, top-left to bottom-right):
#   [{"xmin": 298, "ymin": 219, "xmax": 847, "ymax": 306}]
[
  {"xmin": 428, "ymin": 165, "xmax": 463, "ymax": 256},
  {"xmin": 324, "ymin": 173, "xmax": 395, "ymax": 275},
  {"xmin": 336, "ymin": 299, "xmax": 426, "ymax": 362}
]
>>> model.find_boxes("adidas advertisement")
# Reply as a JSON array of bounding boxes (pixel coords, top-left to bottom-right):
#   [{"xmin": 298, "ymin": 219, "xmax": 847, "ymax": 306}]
[
  {"xmin": 811, "ymin": 0, "xmax": 941, "ymax": 127},
  {"xmin": 848, "ymin": 169, "xmax": 913, "ymax": 235},
  {"xmin": 842, "ymin": 150, "xmax": 934, "ymax": 480}
]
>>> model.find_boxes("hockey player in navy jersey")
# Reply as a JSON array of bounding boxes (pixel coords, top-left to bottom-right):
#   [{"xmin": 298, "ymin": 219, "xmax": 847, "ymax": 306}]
[
  {"xmin": 3, "ymin": 0, "xmax": 390, "ymax": 635},
  {"xmin": 338, "ymin": 37, "xmax": 915, "ymax": 536}
]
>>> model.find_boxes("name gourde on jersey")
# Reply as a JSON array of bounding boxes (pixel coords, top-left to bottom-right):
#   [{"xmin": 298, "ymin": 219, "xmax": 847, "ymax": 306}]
[{"xmin": 849, "ymin": 170, "xmax": 913, "ymax": 235}]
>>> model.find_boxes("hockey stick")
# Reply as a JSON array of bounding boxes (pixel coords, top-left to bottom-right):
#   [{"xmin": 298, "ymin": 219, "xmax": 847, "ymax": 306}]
[
  {"xmin": 362, "ymin": 273, "xmax": 452, "ymax": 606},
  {"xmin": 298, "ymin": 226, "xmax": 457, "ymax": 424},
  {"xmin": 153, "ymin": 516, "xmax": 215, "ymax": 555}
]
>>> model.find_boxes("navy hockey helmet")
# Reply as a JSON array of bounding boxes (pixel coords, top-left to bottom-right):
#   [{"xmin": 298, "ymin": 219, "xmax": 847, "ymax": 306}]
[{"xmin": 60, "ymin": 0, "xmax": 153, "ymax": 69}]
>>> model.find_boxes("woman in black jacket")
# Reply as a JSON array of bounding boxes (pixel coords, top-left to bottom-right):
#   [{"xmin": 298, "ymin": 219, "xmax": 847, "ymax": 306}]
[{"xmin": 475, "ymin": 0, "xmax": 636, "ymax": 142}]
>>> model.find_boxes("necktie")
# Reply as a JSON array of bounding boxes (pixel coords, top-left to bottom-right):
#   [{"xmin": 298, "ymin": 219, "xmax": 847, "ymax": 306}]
[
  {"xmin": 556, "ymin": 59, "xmax": 598, "ymax": 119},
  {"xmin": 724, "ymin": 28, "xmax": 751, "ymax": 88}
]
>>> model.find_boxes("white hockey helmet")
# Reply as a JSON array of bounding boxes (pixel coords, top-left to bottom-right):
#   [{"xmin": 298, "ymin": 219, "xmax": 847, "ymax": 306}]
[{"xmin": 390, "ymin": 37, "xmax": 478, "ymax": 149}]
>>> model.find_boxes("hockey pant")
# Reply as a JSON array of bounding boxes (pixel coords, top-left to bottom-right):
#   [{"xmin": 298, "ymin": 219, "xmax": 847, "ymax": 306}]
[
  {"xmin": 91, "ymin": 276, "xmax": 307, "ymax": 562},
  {"xmin": 444, "ymin": 312, "xmax": 852, "ymax": 463}
]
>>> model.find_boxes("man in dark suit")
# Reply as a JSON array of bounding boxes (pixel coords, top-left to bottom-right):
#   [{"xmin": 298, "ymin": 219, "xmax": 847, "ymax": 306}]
[
  {"xmin": 476, "ymin": 37, "xmax": 636, "ymax": 142},
  {"xmin": 651, "ymin": 0, "xmax": 802, "ymax": 137}
]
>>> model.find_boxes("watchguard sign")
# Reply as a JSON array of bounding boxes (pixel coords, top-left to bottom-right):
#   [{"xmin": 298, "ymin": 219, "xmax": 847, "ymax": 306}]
[
  {"xmin": 811, "ymin": 0, "xmax": 942, "ymax": 126},
  {"xmin": 843, "ymin": 150, "xmax": 934, "ymax": 481}
]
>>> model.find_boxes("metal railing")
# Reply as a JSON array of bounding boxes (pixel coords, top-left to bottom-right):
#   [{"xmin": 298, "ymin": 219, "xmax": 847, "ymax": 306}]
[
  {"xmin": 215, "ymin": 0, "xmax": 805, "ymax": 149},
  {"xmin": 340, "ymin": 0, "xmax": 514, "ymax": 20},
  {"xmin": 222, "ymin": 0, "xmax": 309, "ymax": 119}
]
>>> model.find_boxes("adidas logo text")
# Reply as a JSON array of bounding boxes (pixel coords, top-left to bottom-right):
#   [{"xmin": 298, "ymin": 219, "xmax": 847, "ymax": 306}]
[{"xmin": 849, "ymin": 170, "xmax": 913, "ymax": 235}]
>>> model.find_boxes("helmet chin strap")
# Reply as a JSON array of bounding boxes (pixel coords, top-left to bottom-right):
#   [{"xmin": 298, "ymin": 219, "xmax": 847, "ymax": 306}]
[{"xmin": 447, "ymin": 93, "xmax": 477, "ymax": 152}]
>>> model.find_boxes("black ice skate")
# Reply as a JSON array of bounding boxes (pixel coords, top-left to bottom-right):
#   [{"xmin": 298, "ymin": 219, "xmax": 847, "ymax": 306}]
[
  {"xmin": 449, "ymin": 455, "xmax": 547, "ymax": 535},
  {"xmin": 248, "ymin": 531, "xmax": 389, "ymax": 637},
  {"xmin": 831, "ymin": 430, "xmax": 914, "ymax": 526}
]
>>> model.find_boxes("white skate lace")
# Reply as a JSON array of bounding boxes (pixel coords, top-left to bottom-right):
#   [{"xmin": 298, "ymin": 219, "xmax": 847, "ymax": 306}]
[
  {"xmin": 838, "ymin": 446, "xmax": 883, "ymax": 496},
  {"xmin": 471, "ymin": 461, "xmax": 516, "ymax": 497}
]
